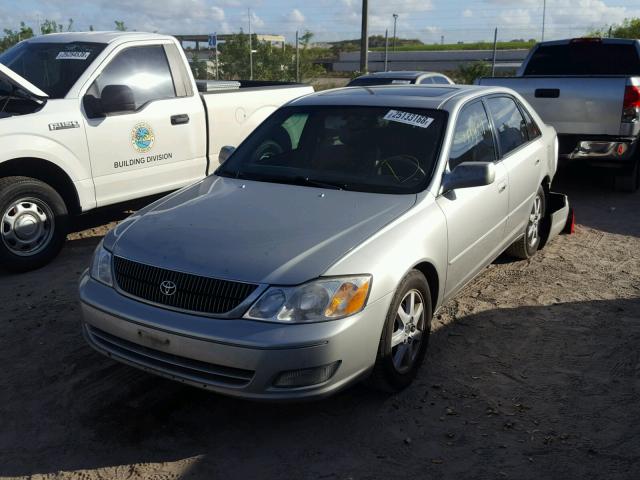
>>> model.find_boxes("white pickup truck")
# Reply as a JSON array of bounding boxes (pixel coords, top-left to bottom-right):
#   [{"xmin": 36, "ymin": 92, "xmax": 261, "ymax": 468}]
[{"xmin": 0, "ymin": 31, "xmax": 313, "ymax": 271}]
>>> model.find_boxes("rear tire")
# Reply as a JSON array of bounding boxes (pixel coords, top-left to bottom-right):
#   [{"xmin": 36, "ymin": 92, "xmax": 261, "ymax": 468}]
[
  {"xmin": 613, "ymin": 158, "xmax": 640, "ymax": 193},
  {"xmin": 507, "ymin": 185, "xmax": 546, "ymax": 260},
  {"xmin": 0, "ymin": 176, "xmax": 69, "ymax": 272},
  {"xmin": 369, "ymin": 270, "xmax": 432, "ymax": 392}
]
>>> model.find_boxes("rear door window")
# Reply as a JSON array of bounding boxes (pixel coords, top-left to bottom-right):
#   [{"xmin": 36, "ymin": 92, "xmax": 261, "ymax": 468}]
[
  {"xmin": 486, "ymin": 97, "xmax": 528, "ymax": 157},
  {"xmin": 449, "ymin": 101, "xmax": 496, "ymax": 169}
]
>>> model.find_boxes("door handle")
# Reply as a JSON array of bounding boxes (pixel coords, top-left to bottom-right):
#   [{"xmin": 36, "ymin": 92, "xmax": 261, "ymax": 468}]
[
  {"xmin": 498, "ymin": 182, "xmax": 507, "ymax": 193},
  {"xmin": 171, "ymin": 114, "xmax": 189, "ymax": 125}
]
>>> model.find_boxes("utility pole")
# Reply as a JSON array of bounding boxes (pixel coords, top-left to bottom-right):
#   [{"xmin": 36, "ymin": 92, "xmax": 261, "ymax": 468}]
[
  {"xmin": 541, "ymin": 0, "xmax": 546, "ymax": 41},
  {"xmin": 384, "ymin": 29, "xmax": 389, "ymax": 72},
  {"xmin": 491, "ymin": 27, "xmax": 498, "ymax": 76},
  {"xmin": 295, "ymin": 30, "xmax": 300, "ymax": 82},
  {"xmin": 248, "ymin": 8, "xmax": 253, "ymax": 80},
  {"xmin": 359, "ymin": 0, "xmax": 369, "ymax": 73},
  {"xmin": 392, "ymin": 13, "xmax": 398, "ymax": 51}
]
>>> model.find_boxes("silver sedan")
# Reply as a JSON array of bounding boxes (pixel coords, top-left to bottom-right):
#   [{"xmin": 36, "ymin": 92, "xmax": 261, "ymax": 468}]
[{"xmin": 79, "ymin": 84, "xmax": 567, "ymax": 400}]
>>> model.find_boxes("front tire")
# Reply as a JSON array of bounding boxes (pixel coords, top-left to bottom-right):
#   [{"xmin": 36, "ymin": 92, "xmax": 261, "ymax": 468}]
[
  {"xmin": 369, "ymin": 270, "xmax": 432, "ymax": 392},
  {"xmin": 507, "ymin": 185, "xmax": 546, "ymax": 260},
  {"xmin": 0, "ymin": 176, "xmax": 69, "ymax": 272}
]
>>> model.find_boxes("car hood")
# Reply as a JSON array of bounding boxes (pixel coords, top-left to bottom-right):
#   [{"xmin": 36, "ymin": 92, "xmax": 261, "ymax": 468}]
[
  {"xmin": 0, "ymin": 63, "xmax": 48, "ymax": 100},
  {"xmin": 110, "ymin": 175, "xmax": 416, "ymax": 285}
]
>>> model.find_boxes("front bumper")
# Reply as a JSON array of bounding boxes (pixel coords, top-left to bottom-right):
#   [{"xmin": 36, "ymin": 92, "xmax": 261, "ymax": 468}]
[{"xmin": 79, "ymin": 274, "xmax": 392, "ymax": 400}]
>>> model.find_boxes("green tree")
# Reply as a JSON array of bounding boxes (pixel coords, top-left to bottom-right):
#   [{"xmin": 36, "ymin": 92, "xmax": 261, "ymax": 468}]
[
  {"xmin": 592, "ymin": 17, "xmax": 640, "ymax": 38},
  {"xmin": 453, "ymin": 61, "xmax": 492, "ymax": 84},
  {"xmin": 0, "ymin": 22, "xmax": 33, "ymax": 52},
  {"xmin": 190, "ymin": 56, "xmax": 210, "ymax": 80},
  {"xmin": 40, "ymin": 19, "xmax": 63, "ymax": 34},
  {"xmin": 114, "ymin": 20, "xmax": 127, "ymax": 31}
]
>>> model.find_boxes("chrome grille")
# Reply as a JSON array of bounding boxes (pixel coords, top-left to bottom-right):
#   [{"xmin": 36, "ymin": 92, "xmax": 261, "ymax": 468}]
[{"xmin": 113, "ymin": 256, "xmax": 258, "ymax": 315}]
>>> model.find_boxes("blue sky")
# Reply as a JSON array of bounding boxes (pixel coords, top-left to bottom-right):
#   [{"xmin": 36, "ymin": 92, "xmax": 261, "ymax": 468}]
[{"xmin": 1, "ymin": 0, "xmax": 639, "ymax": 44}]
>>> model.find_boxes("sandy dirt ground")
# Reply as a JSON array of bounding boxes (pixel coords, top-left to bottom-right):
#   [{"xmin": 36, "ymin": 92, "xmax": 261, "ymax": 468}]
[{"xmin": 1, "ymin": 166, "xmax": 639, "ymax": 479}]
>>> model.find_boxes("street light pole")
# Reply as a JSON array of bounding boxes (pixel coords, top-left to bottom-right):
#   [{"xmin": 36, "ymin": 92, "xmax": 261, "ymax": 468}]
[
  {"xmin": 248, "ymin": 8, "xmax": 253, "ymax": 80},
  {"xmin": 392, "ymin": 13, "xmax": 398, "ymax": 52},
  {"xmin": 359, "ymin": 0, "xmax": 369, "ymax": 73},
  {"xmin": 541, "ymin": 0, "xmax": 546, "ymax": 42},
  {"xmin": 384, "ymin": 28, "xmax": 389, "ymax": 72}
]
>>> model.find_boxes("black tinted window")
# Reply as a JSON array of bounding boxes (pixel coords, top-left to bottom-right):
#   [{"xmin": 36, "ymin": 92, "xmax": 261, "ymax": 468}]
[
  {"xmin": 449, "ymin": 101, "xmax": 496, "ymax": 169},
  {"xmin": 519, "ymin": 102, "xmax": 541, "ymax": 139},
  {"xmin": 524, "ymin": 42, "xmax": 640, "ymax": 75},
  {"xmin": 90, "ymin": 46, "xmax": 175, "ymax": 109},
  {"xmin": 418, "ymin": 77, "xmax": 434, "ymax": 84},
  {"xmin": 0, "ymin": 42, "xmax": 105, "ymax": 98},
  {"xmin": 217, "ymin": 106, "xmax": 447, "ymax": 194},
  {"xmin": 486, "ymin": 97, "xmax": 528, "ymax": 156}
]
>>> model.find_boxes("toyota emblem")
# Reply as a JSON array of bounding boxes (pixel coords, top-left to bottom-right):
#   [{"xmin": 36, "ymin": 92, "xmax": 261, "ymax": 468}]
[{"xmin": 159, "ymin": 280, "xmax": 177, "ymax": 296}]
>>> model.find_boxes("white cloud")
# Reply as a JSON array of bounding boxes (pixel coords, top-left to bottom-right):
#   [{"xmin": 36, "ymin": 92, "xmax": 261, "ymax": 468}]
[
  {"xmin": 463, "ymin": 9, "xmax": 473, "ymax": 18},
  {"xmin": 285, "ymin": 8, "xmax": 305, "ymax": 25}
]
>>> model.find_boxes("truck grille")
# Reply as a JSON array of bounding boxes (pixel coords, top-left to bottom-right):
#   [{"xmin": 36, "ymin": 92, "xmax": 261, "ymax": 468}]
[{"xmin": 113, "ymin": 256, "xmax": 258, "ymax": 315}]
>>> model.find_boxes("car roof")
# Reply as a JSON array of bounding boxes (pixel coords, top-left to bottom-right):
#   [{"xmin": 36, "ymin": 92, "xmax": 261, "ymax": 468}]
[
  {"xmin": 289, "ymin": 84, "xmax": 512, "ymax": 111},
  {"xmin": 24, "ymin": 31, "xmax": 175, "ymax": 45},
  {"xmin": 357, "ymin": 71, "xmax": 444, "ymax": 80}
]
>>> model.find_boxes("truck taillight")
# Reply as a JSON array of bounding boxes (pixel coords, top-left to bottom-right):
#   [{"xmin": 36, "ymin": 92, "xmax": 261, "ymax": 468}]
[{"xmin": 622, "ymin": 85, "xmax": 640, "ymax": 123}]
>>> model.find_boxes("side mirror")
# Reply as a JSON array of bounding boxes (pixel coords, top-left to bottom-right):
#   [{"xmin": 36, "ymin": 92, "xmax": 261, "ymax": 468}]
[
  {"xmin": 219, "ymin": 145, "xmax": 236, "ymax": 164},
  {"xmin": 441, "ymin": 162, "xmax": 496, "ymax": 193},
  {"xmin": 100, "ymin": 84, "xmax": 136, "ymax": 115}
]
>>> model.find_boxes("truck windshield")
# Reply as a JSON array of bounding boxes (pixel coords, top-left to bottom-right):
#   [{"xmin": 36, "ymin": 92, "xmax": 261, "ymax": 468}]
[
  {"xmin": 216, "ymin": 105, "xmax": 447, "ymax": 194},
  {"xmin": 524, "ymin": 42, "xmax": 640, "ymax": 76},
  {"xmin": 0, "ymin": 42, "xmax": 106, "ymax": 98}
]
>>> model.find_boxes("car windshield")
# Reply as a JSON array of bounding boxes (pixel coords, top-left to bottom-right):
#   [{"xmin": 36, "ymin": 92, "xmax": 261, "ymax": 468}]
[
  {"xmin": 0, "ymin": 42, "xmax": 106, "ymax": 98},
  {"xmin": 216, "ymin": 105, "xmax": 447, "ymax": 194}
]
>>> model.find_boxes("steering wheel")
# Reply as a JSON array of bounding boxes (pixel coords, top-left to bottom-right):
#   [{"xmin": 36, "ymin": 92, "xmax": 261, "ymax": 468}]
[{"xmin": 379, "ymin": 154, "xmax": 426, "ymax": 183}]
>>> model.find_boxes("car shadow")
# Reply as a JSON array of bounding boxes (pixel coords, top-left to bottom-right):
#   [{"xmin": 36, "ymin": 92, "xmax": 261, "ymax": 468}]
[
  {"xmin": 551, "ymin": 163, "xmax": 640, "ymax": 238},
  {"xmin": 2, "ymin": 297, "xmax": 638, "ymax": 479}
]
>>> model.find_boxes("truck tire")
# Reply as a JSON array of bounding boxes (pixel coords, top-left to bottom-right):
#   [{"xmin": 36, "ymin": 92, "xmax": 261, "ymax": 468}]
[
  {"xmin": 0, "ymin": 176, "xmax": 69, "ymax": 272},
  {"xmin": 507, "ymin": 185, "xmax": 546, "ymax": 260},
  {"xmin": 613, "ymin": 158, "xmax": 640, "ymax": 193},
  {"xmin": 368, "ymin": 270, "xmax": 432, "ymax": 392}
]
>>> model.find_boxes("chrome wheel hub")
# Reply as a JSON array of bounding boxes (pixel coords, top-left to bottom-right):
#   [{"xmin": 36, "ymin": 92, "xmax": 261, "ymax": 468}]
[
  {"xmin": 391, "ymin": 289, "xmax": 426, "ymax": 373},
  {"xmin": 1, "ymin": 198, "xmax": 55, "ymax": 256},
  {"xmin": 527, "ymin": 194, "xmax": 542, "ymax": 248}
]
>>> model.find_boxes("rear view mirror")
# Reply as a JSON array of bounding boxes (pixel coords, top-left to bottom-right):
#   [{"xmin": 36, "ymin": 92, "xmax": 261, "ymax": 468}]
[
  {"xmin": 441, "ymin": 162, "xmax": 496, "ymax": 193},
  {"xmin": 219, "ymin": 145, "xmax": 236, "ymax": 164},
  {"xmin": 100, "ymin": 84, "xmax": 135, "ymax": 114}
]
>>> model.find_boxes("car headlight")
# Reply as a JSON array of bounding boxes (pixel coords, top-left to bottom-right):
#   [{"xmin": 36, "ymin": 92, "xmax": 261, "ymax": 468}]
[
  {"xmin": 90, "ymin": 240, "xmax": 113, "ymax": 287},
  {"xmin": 244, "ymin": 276, "xmax": 371, "ymax": 323}
]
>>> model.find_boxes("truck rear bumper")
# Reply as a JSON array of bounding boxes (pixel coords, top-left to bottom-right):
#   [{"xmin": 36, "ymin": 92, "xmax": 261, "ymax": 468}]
[{"xmin": 559, "ymin": 135, "xmax": 637, "ymax": 166}]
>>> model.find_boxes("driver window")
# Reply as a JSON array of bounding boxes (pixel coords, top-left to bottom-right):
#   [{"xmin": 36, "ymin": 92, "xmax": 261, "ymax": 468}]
[
  {"xmin": 449, "ymin": 101, "xmax": 496, "ymax": 170},
  {"xmin": 87, "ymin": 46, "xmax": 176, "ymax": 111}
]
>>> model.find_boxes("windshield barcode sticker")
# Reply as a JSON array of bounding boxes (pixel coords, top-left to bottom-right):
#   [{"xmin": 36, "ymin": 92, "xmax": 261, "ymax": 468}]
[
  {"xmin": 56, "ymin": 51, "xmax": 91, "ymax": 60},
  {"xmin": 384, "ymin": 110, "xmax": 434, "ymax": 129}
]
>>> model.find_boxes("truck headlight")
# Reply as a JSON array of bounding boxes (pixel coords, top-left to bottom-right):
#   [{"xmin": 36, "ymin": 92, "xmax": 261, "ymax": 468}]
[
  {"xmin": 90, "ymin": 241, "xmax": 113, "ymax": 287},
  {"xmin": 245, "ymin": 276, "xmax": 371, "ymax": 323}
]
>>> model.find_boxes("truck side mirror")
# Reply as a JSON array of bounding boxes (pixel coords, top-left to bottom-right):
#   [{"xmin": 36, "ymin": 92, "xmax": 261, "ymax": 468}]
[
  {"xmin": 100, "ymin": 85, "xmax": 136, "ymax": 115},
  {"xmin": 441, "ymin": 162, "xmax": 496, "ymax": 193},
  {"xmin": 219, "ymin": 146, "xmax": 236, "ymax": 164}
]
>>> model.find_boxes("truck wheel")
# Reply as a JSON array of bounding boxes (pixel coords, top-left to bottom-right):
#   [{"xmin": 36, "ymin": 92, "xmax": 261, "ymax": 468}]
[
  {"xmin": 507, "ymin": 185, "xmax": 546, "ymax": 260},
  {"xmin": 613, "ymin": 158, "xmax": 640, "ymax": 193},
  {"xmin": 368, "ymin": 270, "xmax": 432, "ymax": 392},
  {"xmin": 0, "ymin": 176, "xmax": 69, "ymax": 272}
]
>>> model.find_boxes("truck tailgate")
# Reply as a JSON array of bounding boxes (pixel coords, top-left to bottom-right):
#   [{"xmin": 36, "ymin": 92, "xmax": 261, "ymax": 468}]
[{"xmin": 478, "ymin": 76, "xmax": 627, "ymax": 136}]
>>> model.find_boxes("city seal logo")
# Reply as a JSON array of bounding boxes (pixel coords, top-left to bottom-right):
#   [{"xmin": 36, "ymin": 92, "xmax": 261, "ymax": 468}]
[{"xmin": 131, "ymin": 123, "xmax": 155, "ymax": 153}]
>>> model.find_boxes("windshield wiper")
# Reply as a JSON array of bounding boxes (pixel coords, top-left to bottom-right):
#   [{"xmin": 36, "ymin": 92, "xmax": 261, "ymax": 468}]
[{"xmin": 291, "ymin": 176, "xmax": 345, "ymax": 190}]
